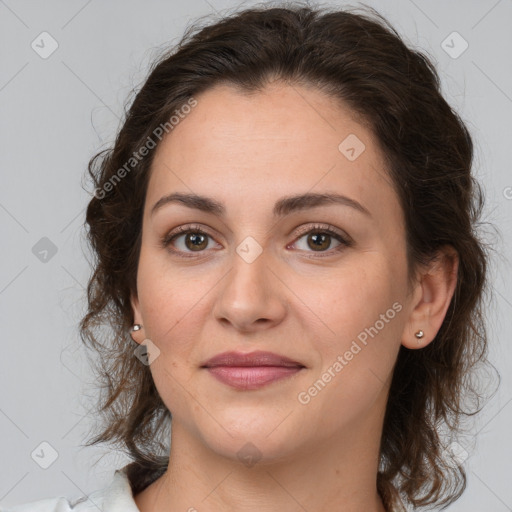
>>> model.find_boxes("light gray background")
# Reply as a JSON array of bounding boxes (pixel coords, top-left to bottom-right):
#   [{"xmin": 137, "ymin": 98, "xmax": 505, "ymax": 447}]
[{"xmin": 1, "ymin": 0, "xmax": 511, "ymax": 509}]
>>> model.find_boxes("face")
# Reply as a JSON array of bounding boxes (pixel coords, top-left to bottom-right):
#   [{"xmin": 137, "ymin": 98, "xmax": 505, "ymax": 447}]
[{"xmin": 131, "ymin": 81, "xmax": 415, "ymax": 463}]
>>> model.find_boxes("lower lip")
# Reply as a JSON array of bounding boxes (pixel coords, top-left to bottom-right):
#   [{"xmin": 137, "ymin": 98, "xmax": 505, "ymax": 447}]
[{"xmin": 205, "ymin": 366, "xmax": 304, "ymax": 390}]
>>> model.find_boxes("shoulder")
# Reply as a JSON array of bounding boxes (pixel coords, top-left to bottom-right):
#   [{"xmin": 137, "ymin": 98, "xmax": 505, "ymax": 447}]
[{"xmin": 0, "ymin": 465, "xmax": 139, "ymax": 512}]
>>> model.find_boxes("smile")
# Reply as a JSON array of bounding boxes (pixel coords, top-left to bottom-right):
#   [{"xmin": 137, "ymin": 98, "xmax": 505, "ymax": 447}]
[{"xmin": 204, "ymin": 365, "xmax": 305, "ymax": 390}]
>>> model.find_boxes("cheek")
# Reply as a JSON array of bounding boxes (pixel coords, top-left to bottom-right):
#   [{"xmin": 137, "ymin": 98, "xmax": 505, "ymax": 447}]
[
  {"xmin": 136, "ymin": 266, "xmax": 206, "ymax": 414},
  {"xmin": 136, "ymin": 246, "xmax": 210, "ymax": 341},
  {"xmin": 295, "ymin": 264, "xmax": 403, "ymax": 434},
  {"xmin": 303, "ymin": 257, "xmax": 400, "ymax": 338},
  {"xmin": 135, "ymin": 267, "xmax": 206, "ymax": 410},
  {"xmin": 301, "ymin": 255, "xmax": 405, "ymax": 395}
]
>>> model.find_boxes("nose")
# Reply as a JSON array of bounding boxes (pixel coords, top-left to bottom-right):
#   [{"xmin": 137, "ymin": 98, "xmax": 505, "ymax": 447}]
[{"xmin": 212, "ymin": 243, "xmax": 287, "ymax": 333}]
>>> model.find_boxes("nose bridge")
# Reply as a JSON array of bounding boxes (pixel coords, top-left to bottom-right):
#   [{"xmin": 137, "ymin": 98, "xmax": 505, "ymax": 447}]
[{"xmin": 213, "ymin": 237, "xmax": 286, "ymax": 330}]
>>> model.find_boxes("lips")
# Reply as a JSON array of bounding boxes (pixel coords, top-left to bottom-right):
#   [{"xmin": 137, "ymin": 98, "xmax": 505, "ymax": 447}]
[
  {"xmin": 201, "ymin": 350, "xmax": 306, "ymax": 390},
  {"xmin": 201, "ymin": 350, "xmax": 305, "ymax": 369}
]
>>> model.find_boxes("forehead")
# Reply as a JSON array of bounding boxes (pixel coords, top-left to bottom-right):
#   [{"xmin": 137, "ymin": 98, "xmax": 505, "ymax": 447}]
[{"xmin": 146, "ymin": 82, "xmax": 399, "ymax": 226}]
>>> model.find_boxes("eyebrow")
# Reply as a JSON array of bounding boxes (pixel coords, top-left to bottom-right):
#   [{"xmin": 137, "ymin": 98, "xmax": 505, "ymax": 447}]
[{"xmin": 150, "ymin": 192, "xmax": 371, "ymax": 218}]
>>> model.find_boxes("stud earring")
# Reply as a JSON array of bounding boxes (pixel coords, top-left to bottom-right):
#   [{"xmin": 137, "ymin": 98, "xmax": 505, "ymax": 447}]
[
  {"xmin": 415, "ymin": 330, "xmax": 424, "ymax": 343},
  {"xmin": 131, "ymin": 324, "xmax": 143, "ymax": 332}
]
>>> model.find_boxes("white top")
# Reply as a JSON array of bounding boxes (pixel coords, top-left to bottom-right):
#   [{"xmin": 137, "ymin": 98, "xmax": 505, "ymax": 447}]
[{"xmin": 1, "ymin": 465, "xmax": 140, "ymax": 512}]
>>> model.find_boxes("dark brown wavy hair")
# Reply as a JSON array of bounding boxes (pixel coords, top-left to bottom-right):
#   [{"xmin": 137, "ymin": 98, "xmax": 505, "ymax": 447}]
[{"xmin": 79, "ymin": 2, "xmax": 499, "ymax": 510}]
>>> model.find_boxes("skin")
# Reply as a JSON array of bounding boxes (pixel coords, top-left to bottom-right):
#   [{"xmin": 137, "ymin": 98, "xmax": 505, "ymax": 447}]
[{"xmin": 130, "ymin": 80, "xmax": 458, "ymax": 512}]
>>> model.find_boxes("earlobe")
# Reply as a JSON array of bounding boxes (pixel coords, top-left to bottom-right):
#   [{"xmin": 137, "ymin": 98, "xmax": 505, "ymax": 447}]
[
  {"xmin": 130, "ymin": 291, "xmax": 145, "ymax": 344},
  {"xmin": 130, "ymin": 323, "xmax": 145, "ymax": 345},
  {"xmin": 401, "ymin": 245, "xmax": 459, "ymax": 349}
]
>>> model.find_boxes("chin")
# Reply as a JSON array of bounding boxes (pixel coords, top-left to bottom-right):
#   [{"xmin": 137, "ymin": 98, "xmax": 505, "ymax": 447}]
[{"xmin": 197, "ymin": 417, "xmax": 303, "ymax": 465}]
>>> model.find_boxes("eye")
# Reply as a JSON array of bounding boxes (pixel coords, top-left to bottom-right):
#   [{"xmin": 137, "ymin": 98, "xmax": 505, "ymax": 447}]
[
  {"xmin": 161, "ymin": 223, "xmax": 352, "ymax": 259},
  {"xmin": 161, "ymin": 224, "xmax": 219, "ymax": 257},
  {"xmin": 289, "ymin": 224, "xmax": 352, "ymax": 256}
]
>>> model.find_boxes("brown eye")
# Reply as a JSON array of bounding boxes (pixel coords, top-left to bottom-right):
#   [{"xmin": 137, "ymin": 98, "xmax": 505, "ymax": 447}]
[
  {"xmin": 306, "ymin": 232, "xmax": 333, "ymax": 251},
  {"xmin": 290, "ymin": 224, "xmax": 352, "ymax": 257},
  {"xmin": 293, "ymin": 230, "xmax": 345, "ymax": 253},
  {"xmin": 162, "ymin": 226, "xmax": 216, "ymax": 255},
  {"xmin": 183, "ymin": 232, "xmax": 209, "ymax": 251}
]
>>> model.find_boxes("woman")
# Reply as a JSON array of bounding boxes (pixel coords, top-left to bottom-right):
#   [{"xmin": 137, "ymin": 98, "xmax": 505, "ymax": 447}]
[{"xmin": 5, "ymin": 2, "xmax": 496, "ymax": 511}]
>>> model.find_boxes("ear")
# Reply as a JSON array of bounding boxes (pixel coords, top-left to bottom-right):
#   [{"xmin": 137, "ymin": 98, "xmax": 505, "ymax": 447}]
[
  {"xmin": 401, "ymin": 245, "xmax": 459, "ymax": 349},
  {"xmin": 130, "ymin": 290, "xmax": 145, "ymax": 345}
]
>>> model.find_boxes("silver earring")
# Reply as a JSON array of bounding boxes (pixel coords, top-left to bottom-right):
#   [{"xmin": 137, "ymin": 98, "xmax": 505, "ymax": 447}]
[
  {"xmin": 132, "ymin": 324, "xmax": 143, "ymax": 332},
  {"xmin": 415, "ymin": 330, "xmax": 424, "ymax": 340}
]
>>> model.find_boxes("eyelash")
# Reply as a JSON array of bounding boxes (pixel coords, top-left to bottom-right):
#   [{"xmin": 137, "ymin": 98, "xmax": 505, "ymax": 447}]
[{"xmin": 161, "ymin": 223, "xmax": 352, "ymax": 259}]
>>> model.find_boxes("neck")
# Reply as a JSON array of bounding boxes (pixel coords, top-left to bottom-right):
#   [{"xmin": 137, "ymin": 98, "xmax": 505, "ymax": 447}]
[{"xmin": 134, "ymin": 411, "xmax": 389, "ymax": 512}]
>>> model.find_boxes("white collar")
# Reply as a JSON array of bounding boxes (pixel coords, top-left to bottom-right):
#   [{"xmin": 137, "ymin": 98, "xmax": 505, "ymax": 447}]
[{"xmin": 71, "ymin": 464, "xmax": 140, "ymax": 511}]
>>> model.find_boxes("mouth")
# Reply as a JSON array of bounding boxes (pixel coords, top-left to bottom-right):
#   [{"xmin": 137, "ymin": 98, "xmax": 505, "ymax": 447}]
[
  {"xmin": 201, "ymin": 351, "xmax": 306, "ymax": 390},
  {"xmin": 201, "ymin": 350, "xmax": 305, "ymax": 369}
]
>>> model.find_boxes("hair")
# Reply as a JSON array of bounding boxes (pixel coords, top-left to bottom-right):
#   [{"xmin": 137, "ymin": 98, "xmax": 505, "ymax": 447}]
[{"xmin": 79, "ymin": 2, "xmax": 499, "ymax": 510}]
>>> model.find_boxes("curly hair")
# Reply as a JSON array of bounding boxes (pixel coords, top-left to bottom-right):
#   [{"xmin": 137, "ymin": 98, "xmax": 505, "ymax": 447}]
[{"xmin": 79, "ymin": 2, "xmax": 499, "ymax": 510}]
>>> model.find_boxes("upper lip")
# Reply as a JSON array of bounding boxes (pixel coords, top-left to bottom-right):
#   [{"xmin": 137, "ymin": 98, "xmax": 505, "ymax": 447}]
[{"xmin": 201, "ymin": 350, "xmax": 305, "ymax": 368}]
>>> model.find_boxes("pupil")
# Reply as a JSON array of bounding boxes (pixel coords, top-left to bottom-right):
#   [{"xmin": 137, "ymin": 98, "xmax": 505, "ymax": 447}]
[
  {"xmin": 188, "ymin": 233, "xmax": 206, "ymax": 250},
  {"xmin": 310, "ymin": 233, "xmax": 329, "ymax": 250}
]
